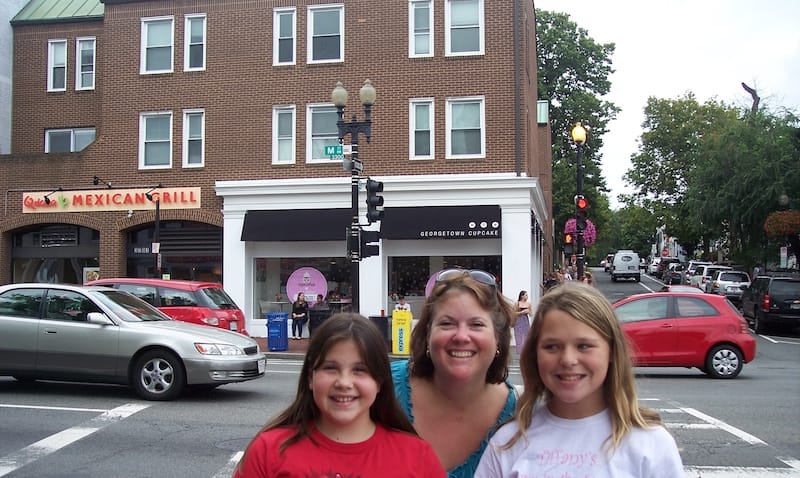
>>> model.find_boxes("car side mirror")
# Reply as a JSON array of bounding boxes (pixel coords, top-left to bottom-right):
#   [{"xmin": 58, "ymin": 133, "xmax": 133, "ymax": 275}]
[{"xmin": 87, "ymin": 312, "xmax": 114, "ymax": 325}]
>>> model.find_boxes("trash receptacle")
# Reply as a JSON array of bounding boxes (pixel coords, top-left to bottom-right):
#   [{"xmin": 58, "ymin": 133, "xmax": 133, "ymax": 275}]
[
  {"xmin": 266, "ymin": 312, "xmax": 289, "ymax": 351},
  {"xmin": 309, "ymin": 309, "xmax": 330, "ymax": 336},
  {"xmin": 369, "ymin": 315, "xmax": 390, "ymax": 345}
]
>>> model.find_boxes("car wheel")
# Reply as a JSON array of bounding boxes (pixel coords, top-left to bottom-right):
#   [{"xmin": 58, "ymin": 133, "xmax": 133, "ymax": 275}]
[
  {"xmin": 705, "ymin": 344, "xmax": 743, "ymax": 379},
  {"xmin": 753, "ymin": 311, "xmax": 769, "ymax": 335},
  {"xmin": 132, "ymin": 350, "xmax": 185, "ymax": 401}
]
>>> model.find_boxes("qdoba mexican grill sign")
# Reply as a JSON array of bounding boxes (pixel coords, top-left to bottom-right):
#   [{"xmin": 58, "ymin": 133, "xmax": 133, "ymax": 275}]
[{"xmin": 22, "ymin": 187, "xmax": 201, "ymax": 213}]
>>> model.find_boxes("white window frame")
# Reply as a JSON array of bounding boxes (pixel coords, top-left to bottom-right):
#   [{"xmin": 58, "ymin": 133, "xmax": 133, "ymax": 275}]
[
  {"xmin": 139, "ymin": 111, "xmax": 173, "ymax": 169},
  {"xmin": 184, "ymin": 14, "xmax": 206, "ymax": 71},
  {"xmin": 75, "ymin": 37, "xmax": 95, "ymax": 90},
  {"xmin": 140, "ymin": 16, "xmax": 175, "ymax": 74},
  {"xmin": 182, "ymin": 109, "xmax": 205, "ymax": 168},
  {"xmin": 306, "ymin": 103, "xmax": 340, "ymax": 164},
  {"xmin": 409, "ymin": 98, "xmax": 434, "ymax": 160},
  {"xmin": 446, "ymin": 96, "xmax": 485, "ymax": 159},
  {"xmin": 44, "ymin": 128, "xmax": 96, "ymax": 153},
  {"xmin": 272, "ymin": 105, "xmax": 296, "ymax": 164},
  {"xmin": 444, "ymin": 0, "xmax": 484, "ymax": 56},
  {"xmin": 408, "ymin": 1, "xmax": 433, "ymax": 58},
  {"xmin": 48, "ymin": 39, "xmax": 67, "ymax": 92},
  {"xmin": 307, "ymin": 4, "xmax": 344, "ymax": 64},
  {"xmin": 273, "ymin": 7, "xmax": 296, "ymax": 66}
]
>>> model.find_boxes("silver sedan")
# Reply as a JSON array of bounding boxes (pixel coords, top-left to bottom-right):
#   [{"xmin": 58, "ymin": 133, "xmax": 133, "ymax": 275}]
[{"xmin": 0, "ymin": 283, "xmax": 265, "ymax": 400}]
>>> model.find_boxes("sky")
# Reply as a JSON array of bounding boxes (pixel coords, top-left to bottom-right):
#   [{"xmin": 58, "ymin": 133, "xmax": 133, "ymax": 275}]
[{"xmin": 533, "ymin": 0, "xmax": 800, "ymax": 208}]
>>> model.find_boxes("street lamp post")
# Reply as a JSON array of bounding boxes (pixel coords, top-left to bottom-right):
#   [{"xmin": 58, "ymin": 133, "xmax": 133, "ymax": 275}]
[
  {"xmin": 332, "ymin": 79, "xmax": 376, "ymax": 313},
  {"xmin": 571, "ymin": 122, "xmax": 587, "ymax": 279}
]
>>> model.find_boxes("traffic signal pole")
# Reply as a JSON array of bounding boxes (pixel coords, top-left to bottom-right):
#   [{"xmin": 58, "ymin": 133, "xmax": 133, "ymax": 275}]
[{"xmin": 571, "ymin": 123, "xmax": 587, "ymax": 280}]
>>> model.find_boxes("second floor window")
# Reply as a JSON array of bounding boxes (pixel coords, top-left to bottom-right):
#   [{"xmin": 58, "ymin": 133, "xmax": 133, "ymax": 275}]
[
  {"xmin": 184, "ymin": 14, "xmax": 206, "ymax": 71},
  {"xmin": 140, "ymin": 112, "xmax": 172, "ymax": 168},
  {"xmin": 45, "ymin": 128, "xmax": 96, "ymax": 153},
  {"xmin": 445, "ymin": 0, "xmax": 484, "ymax": 56},
  {"xmin": 307, "ymin": 104, "xmax": 339, "ymax": 162},
  {"xmin": 183, "ymin": 109, "xmax": 204, "ymax": 167},
  {"xmin": 273, "ymin": 106, "xmax": 296, "ymax": 164},
  {"xmin": 141, "ymin": 17, "xmax": 174, "ymax": 74},
  {"xmin": 48, "ymin": 39, "xmax": 67, "ymax": 92},
  {"xmin": 410, "ymin": 99, "xmax": 434, "ymax": 159},
  {"xmin": 446, "ymin": 97, "xmax": 485, "ymax": 158},
  {"xmin": 76, "ymin": 37, "xmax": 95, "ymax": 90},
  {"xmin": 308, "ymin": 5, "xmax": 343, "ymax": 64},
  {"xmin": 409, "ymin": 1, "xmax": 433, "ymax": 57},
  {"xmin": 274, "ymin": 8, "xmax": 296, "ymax": 65}
]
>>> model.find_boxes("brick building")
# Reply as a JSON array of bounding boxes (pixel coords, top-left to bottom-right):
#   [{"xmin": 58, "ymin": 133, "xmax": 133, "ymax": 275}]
[{"xmin": 2, "ymin": 0, "xmax": 552, "ymax": 336}]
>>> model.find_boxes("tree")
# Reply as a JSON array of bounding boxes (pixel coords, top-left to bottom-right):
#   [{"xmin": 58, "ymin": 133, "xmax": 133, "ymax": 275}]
[{"xmin": 536, "ymin": 9, "xmax": 619, "ymax": 257}]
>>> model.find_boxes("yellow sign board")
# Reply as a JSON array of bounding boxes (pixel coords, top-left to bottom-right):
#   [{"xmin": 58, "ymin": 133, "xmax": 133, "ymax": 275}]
[{"xmin": 392, "ymin": 310, "xmax": 413, "ymax": 355}]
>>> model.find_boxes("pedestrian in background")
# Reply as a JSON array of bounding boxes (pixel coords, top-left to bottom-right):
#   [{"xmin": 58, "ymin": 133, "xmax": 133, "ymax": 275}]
[
  {"xmin": 475, "ymin": 282, "xmax": 683, "ymax": 477},
  {"xmin": 234, "ymin": 314, "xmax": 446, "ymax": 478},
  {"xmin": 290, "ymin": 292, "xmax": 308, "ymax": 340},
  {"xmin": 513, "ymin": 290, "xmax": 532, "ymax": 355}
]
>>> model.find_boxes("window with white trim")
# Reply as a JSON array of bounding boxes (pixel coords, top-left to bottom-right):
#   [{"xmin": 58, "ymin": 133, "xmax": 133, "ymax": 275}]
[
  {"xmin": 45, "ymin": 128, "xmax": 96, "ymax": 153},
  {"xmin": 183, "ymin": 109, "xmax": 204, "ymax": 167},
  {"xmin": 306, "ymin": 104, "xmax": 339, "ymax": 162},
  {"xmin": 409, "ymin": 1, "xmax": 433, "ymax": 57},
  {"xmin": 273, "ymin": 7, "xmax": 296, "ymax": 65},
  {"xmin": 141, "ymin": 16, "xmax": 174, "ymax": 74},
  {"xmin": 445, "ymin": 0, "xmax": 484, "ymax": 56},
  {"xmin": 307, "ymin": 5, "xmax": 343, "ymax": 64},
  {"xmin": 184, "ymin": 14, "xmax": 206, "ymax": 71},
  {"xmin": 139, "ymin": 112, "xmax": 172, "ymax": 168},
  {"xmin": 48, "ymin": 39, "xmax": 67, "ymax": 91},
  {"xmin": 409, "ymin": 99, "xmax": 434, "ymax": 159},
  {"xmin": 446, "ymin": 97, "xmax": 485, "ymax": 158},
  {"xmin": 273, "ymin": 106, "xmax": 296, "ymax": 164},
  {"xmin": 75, "ymin": 37, "xmax": 95, "ymax": 90}
]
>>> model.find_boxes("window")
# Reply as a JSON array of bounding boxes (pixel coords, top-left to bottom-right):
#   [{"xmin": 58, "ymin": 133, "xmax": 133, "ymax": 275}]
[
  {"xmin": 675, "ymin": 297, "xmax": 717, "ymax": 318},
  {"xmin": 0, "ymin": 288, "xmax": 43, "ymax": 318},
  {"xmin": 306, "ymin": 104, "xmax": 339, "ymax": 163},
  {"xmin": 139, "ymin": 112, "xmax": 172, "ymax": 168},
  {"xmin": 184, "ymin": 14, "xmax": 206, "ymax": 71},
  {"xmin": 409, "ymin": 99, "xmax": 434, "ymax": 159},
  {"xmin": 446, "ymin": 97, "xmax": 484, "ymax": 158},
  {"xmin": 409, "ymin": 1, "xmax": 433, "ymax": 57},
  {"xmin": 75, "ymin": 37, "xmax": 95, "ymax": 90},
  {"xmin": 616, "ymin": 297, "xmax": 669, "ymax": 323},
  {"xmin": 183, "ymin": 109, "xmax": 204, "ymax": 167},
  {"xmin": 45, "ymin": 128, "xmax": 96, "ymax": 153},
  {"xmin": 273, "ymin": 106, "xmax": 296, "ymax": 164},
  {"xmin": 48, "ymin": 39, "xmax": 67, "ymax": 91},
  {"xmin": 445, "ymin": 0, "xmax": 484, "ymax": 56},
  {"xmin": 307, "ymin": 5, "xmax": 343, "ymax": 64},
  {"xmin": 141, "ymin": 16, "xmax": 174, "ymax": 74},
  {"xmin": 273, "ymin": 7, "xmax": 296, "ymax": 65}
]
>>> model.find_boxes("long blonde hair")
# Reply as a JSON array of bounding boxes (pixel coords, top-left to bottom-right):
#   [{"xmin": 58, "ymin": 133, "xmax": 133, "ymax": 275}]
[{"xmin": 504, "ymin": 282, "xmax": 662, "ymax": 452}]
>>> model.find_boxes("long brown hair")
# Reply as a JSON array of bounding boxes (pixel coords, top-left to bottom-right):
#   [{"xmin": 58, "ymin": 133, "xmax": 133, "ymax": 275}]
[
  {"xmin": 235, "ymin": 313, "xmax": 416, "ymax": 472},
  {"xmin": 504, "ymin": 282, "xmax": 662, "ymax": 452},
  {"xmin": 408, "ymin": 271, "xmax": 515, "ymax": 384}
]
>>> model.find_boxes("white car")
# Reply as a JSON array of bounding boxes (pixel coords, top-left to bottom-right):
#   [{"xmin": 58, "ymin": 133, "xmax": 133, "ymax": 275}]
[{"xmin": 648, "ymin": 258, "xmax": 662, "ymax": 275}]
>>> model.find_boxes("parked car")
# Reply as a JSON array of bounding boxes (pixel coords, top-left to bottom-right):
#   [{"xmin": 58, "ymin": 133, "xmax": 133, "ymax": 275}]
[
  {"xmin": 0, "ymin": 283, "xmax": 265, "ymax": 400},
  {"xmin": 87, "ymin": 278, "xmax": 247, "ymax": 335},
  {"xmin": 603, "ymin": 253, "xmax": 615, "ymax": 273},
  {"xmin": 690, "ymin": 264, "xmax": 732, "ymax": 290},
  {"xmin": 683, "ymin": 260, "xmax": 712, "ymax": 285},
  {"xmin": 662, "ymin": 262, "xmax": 685, "ymax": 284},
  {"xmin": 648, "ymin": 258, "xmax": 662, "ymax": 276},
  {"xmin": 613, "ymin": 292, "xmax": 756, "ymax": 378},
  {"xmin": 611, "ymin": 250, "xmax": 641, "ymax": 282},
  {"xmin": 740, "ymin": 275, "xmax": 800, "ymax": 333},
  {"xmin": 706, "ymin": 270, "xmax": 751, "ymax": 304}
]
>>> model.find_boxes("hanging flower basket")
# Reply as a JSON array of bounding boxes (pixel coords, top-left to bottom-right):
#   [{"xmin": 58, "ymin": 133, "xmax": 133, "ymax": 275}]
[
  {"xmin": 764, "ymin": 210, "xmax": 800, "ymax": 237},
  {"xmin": 564, "ymin": 218, "xmax": 597, "ymax": 246}
]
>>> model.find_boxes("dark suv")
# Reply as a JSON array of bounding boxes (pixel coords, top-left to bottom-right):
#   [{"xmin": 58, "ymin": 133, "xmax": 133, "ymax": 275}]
[{"xmin": 740, "ymin": 275, "xmax": 800, "ymax": 333}]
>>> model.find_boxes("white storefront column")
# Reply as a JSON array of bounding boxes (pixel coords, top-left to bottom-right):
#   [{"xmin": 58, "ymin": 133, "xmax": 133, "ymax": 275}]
[
  {"xmin": 501, "ymin": 206, "xmax": 533, "ymax": 302},
  {"xmin": 221, "ymin": 211, "xmax": 251, "ymax": 332}
]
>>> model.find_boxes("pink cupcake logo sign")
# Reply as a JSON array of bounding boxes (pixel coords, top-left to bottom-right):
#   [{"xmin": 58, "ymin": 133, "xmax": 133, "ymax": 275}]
[{"xmin": 286, "ymin": 267, "xmax": 327, "ymax": 306}]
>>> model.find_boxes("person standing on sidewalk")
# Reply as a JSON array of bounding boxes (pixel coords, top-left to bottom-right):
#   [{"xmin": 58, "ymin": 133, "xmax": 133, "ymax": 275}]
[{"xmin": 290, "ymin": 292, "xmax": 308, "ymax": 340}]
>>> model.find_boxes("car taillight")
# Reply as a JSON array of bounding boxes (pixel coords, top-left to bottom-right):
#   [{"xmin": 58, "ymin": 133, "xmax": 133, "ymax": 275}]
[
  {"xmin": 762, "ymin": 294, "xmax": 770, "ymax": 311},
  {"xmin": 201, "ymin": 317, "xmax": 220, "ymax": 326}
]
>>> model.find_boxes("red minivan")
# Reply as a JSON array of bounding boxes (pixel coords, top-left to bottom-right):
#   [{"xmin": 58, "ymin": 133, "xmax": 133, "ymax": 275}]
[{"xmin": 86, "ymin": 278, "xmax": 248, "ymax": 335}]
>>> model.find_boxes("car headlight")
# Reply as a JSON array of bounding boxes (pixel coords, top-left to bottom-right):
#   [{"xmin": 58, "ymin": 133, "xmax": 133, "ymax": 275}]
[{"xmin": 195, "ymin": 343, "xmax": 244, "ymax": 355}]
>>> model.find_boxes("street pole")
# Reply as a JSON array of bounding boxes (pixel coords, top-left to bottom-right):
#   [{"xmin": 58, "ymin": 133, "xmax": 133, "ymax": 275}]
[{"xmin": 571, "ymin": 123, "xmax": 587, "ymax": 280}]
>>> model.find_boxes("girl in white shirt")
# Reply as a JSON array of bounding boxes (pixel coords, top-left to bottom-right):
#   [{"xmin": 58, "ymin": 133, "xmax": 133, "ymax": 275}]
[{"xmin": 475, "ymin": 282, "xmax": 684, "ymax": 478}]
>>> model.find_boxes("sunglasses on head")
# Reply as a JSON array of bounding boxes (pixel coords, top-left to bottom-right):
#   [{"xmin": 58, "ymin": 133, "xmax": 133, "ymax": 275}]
[{"xmin": 435, "ymin": 269, "xmax": 497, "ymax": 287}]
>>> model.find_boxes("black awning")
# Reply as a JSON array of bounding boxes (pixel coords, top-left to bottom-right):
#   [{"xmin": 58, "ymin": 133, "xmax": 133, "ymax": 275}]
[
  {"xmin": 241, "ymin": 209, "xmax": 352, "ymax": 241},
  {"xmin": 381, "ymin": 205, "xmax": 501, "ymax": 240}
]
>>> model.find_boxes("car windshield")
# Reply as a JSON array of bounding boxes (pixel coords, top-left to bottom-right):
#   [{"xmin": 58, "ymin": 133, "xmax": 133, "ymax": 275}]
[
  {"xmin": 91, "ymin": 289, "xmax": 171, "ymax": 322},
  {"xmin": 200, "ymin": 287, "xmax": 240, "ymax": 310}
]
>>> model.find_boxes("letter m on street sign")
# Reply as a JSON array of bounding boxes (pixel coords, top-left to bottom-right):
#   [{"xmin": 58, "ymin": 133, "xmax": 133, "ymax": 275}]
[{"xmin": 325, "ymin": 145, "xmax": 343, "ymax": 156}]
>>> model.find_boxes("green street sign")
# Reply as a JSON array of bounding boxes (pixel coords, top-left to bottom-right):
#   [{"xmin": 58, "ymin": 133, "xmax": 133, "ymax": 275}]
[{"xmin": 325, "ymin": 145, "xmax": 343, "ymax": 156}]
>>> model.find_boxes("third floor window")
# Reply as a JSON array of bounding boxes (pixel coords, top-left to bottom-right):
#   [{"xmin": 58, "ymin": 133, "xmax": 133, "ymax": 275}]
[
  {"xmin": 76, "ymin": 37, "xmax": 95, "ymax": 90},
  {"xmin": 445, "ymin": 0, "xmax": 484, "ymax": 56},
  {"xmin": 274, "ymin": 7, "xmax": 296, "ymax": 65},
  {"xmin": 307, "ymin": 5, "xmax": 343, "ymax": 64},
  {"xmin": 47, "ymin": 39, "xmax": 66, "ymax": 92},
  {"xmin": 141, "ymin": 16, "xmax": 174, "ymax": 74},
  {"xmin": 184, "ymin": 14, "xmax": 206, "ymax": 71}
]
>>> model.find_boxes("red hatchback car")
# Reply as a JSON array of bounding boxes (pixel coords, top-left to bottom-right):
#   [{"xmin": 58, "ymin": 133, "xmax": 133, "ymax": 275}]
[
  {"xmin": 613, "ymin": 292, "xmax": 756, "ymax": 379},
  {"xmin": 86, "ymin": 278, "xmax": 248, "ymax": 335}
]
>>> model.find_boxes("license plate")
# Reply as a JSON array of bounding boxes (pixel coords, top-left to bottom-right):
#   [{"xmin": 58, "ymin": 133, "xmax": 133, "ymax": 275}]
[
  {"xmin": 628, "ymin": 266, "xmax": 636, "ymax": 270},
  {"xmin": 726, "ymin": 286, "xmax": 738, "ymax": 293},
  {"xmin": 258, "ymin": 358, "xmax": 266, "ymax": 374},
  {"xmin": 230, "ymin": 321, "xmax": 238, "ymax": 331}
]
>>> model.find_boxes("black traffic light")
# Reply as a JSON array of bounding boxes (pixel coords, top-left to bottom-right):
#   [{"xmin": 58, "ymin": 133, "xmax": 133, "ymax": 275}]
[
  {"xmin": 564, "ymin": 232, "xmax": 574, "ymax": 255},
  {"xmin": 575, "ymin": 195, "xmax": 589, "ymax": 231},
  {"xmin": 360, "ymin": 228, "xmax": 380, "ymax": 259},
  {"xmin": 365, "ymin": 178, "xmax": 384, "ymax": 224}
]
